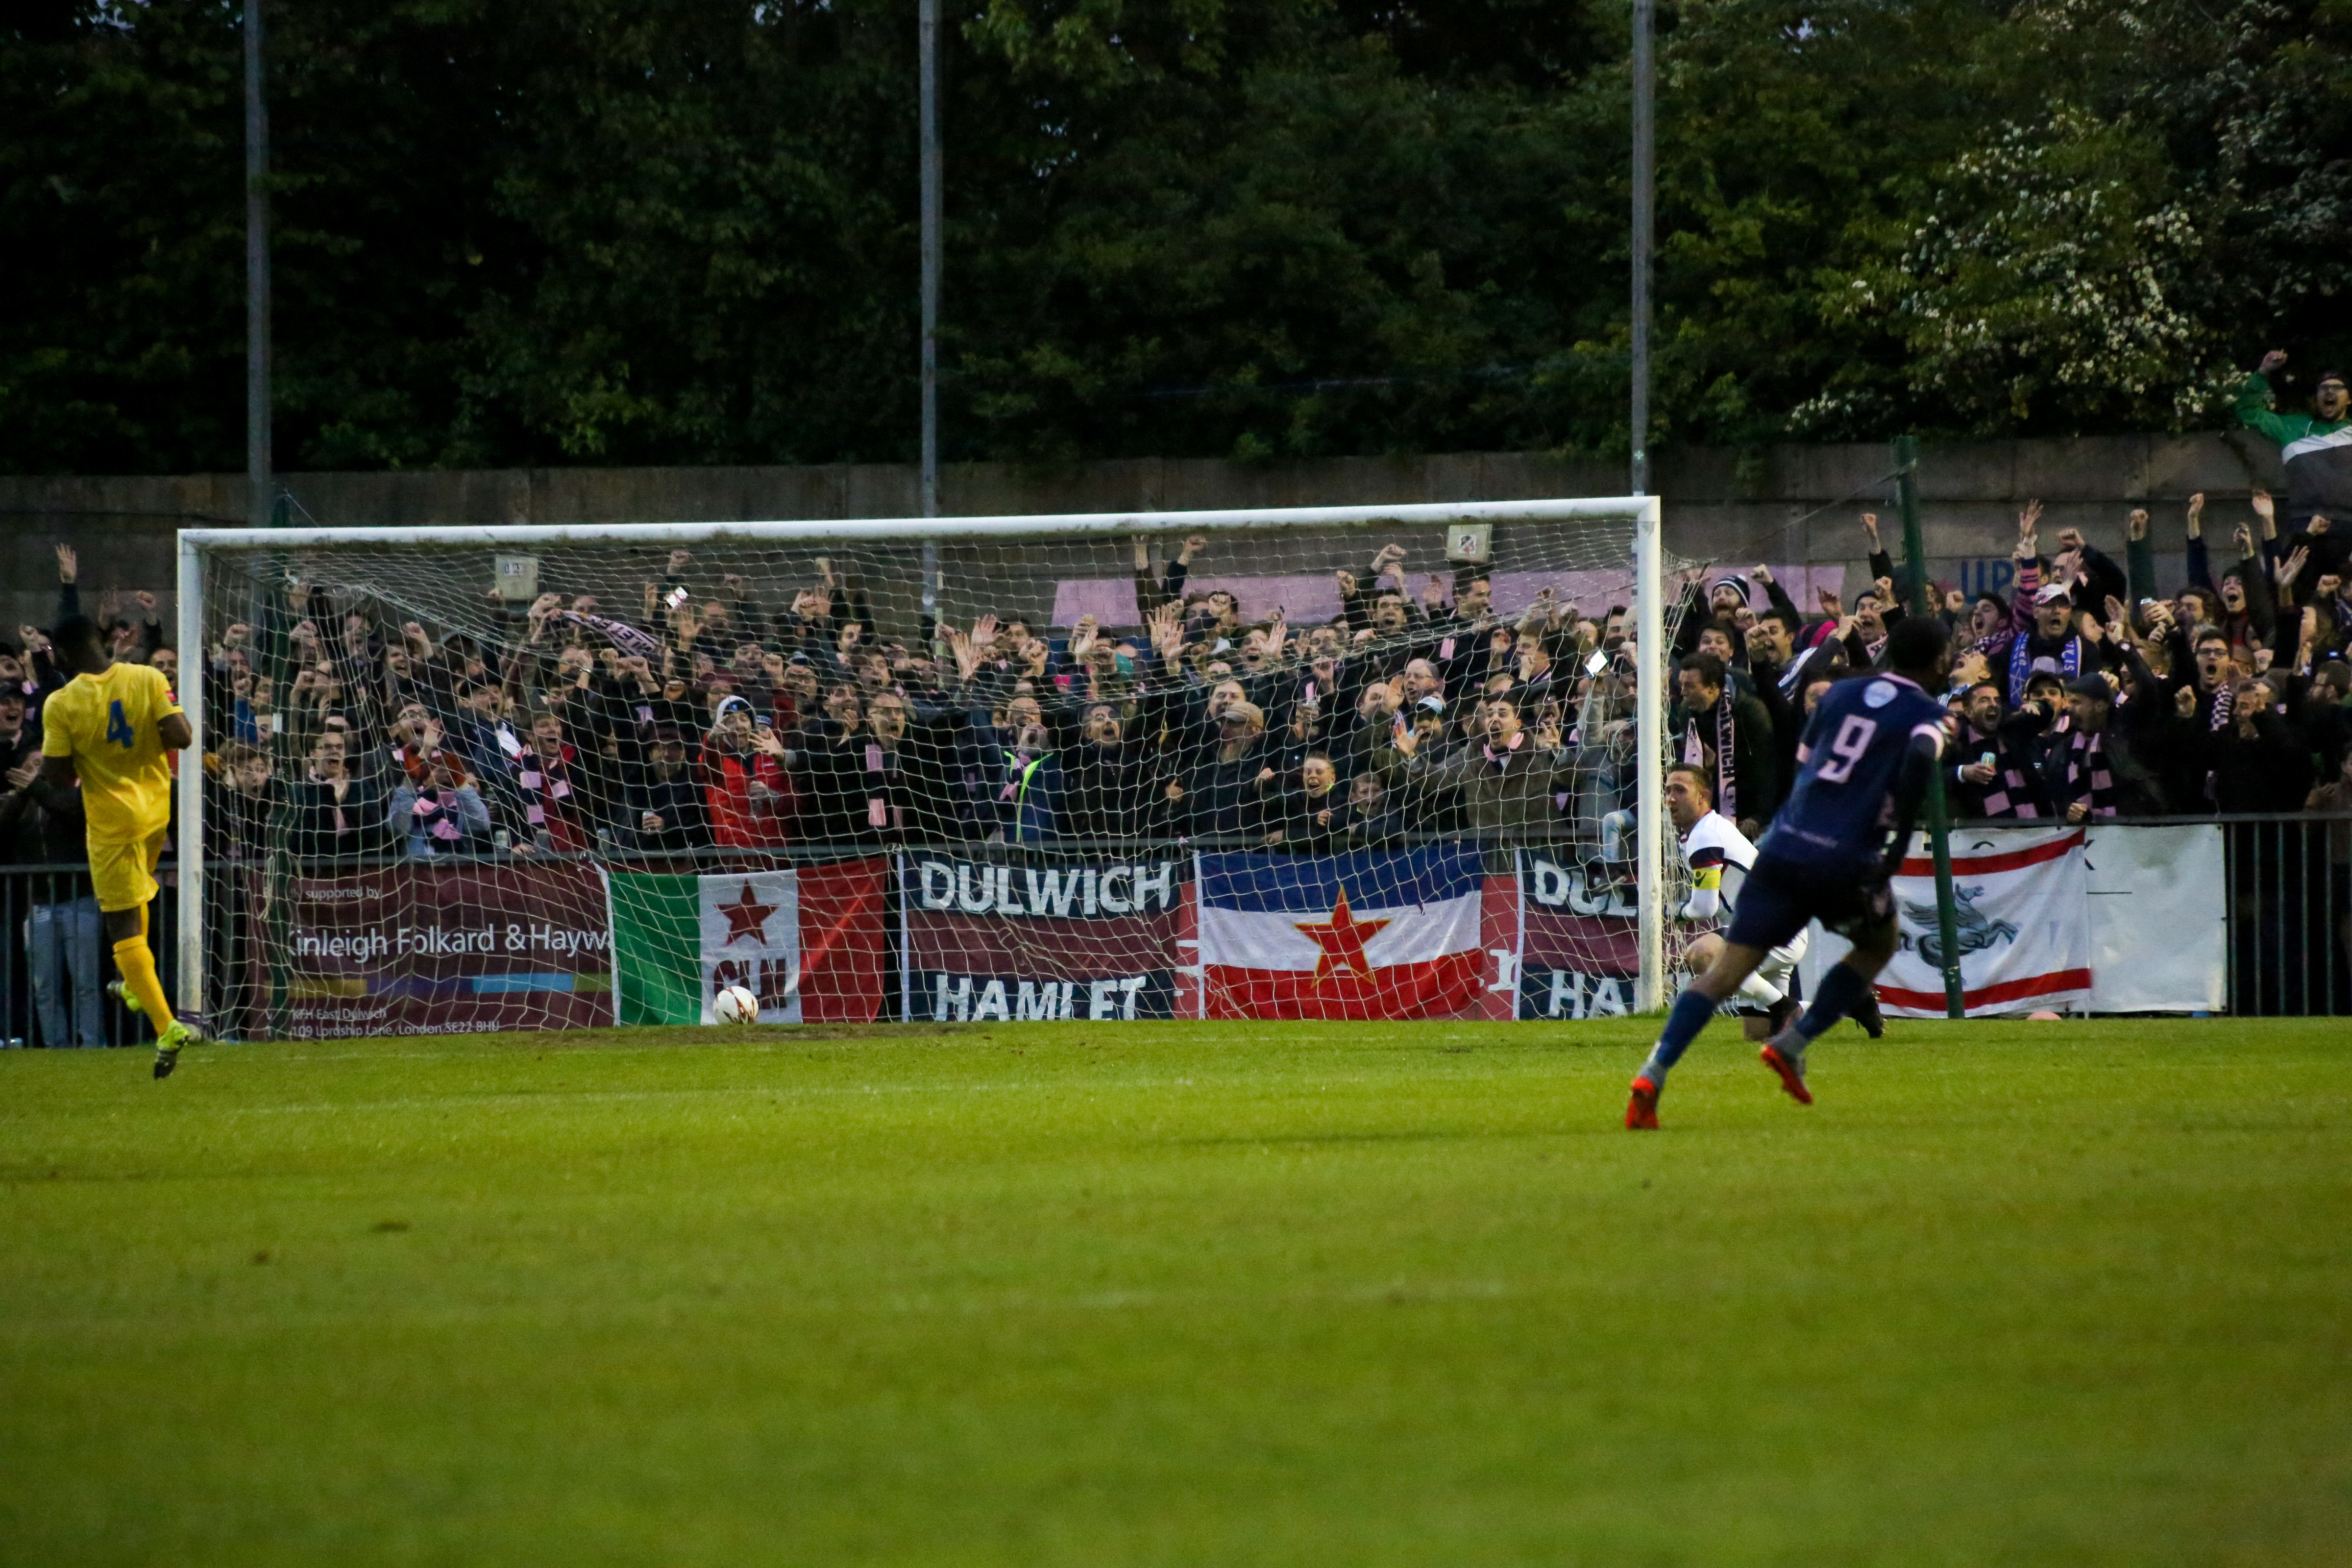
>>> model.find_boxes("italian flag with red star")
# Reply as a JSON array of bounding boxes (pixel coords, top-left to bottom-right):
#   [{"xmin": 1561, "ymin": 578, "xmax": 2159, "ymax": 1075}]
[{"xmin": 607, "ymin": 861, "xmax": 889, "ymax": 1025}]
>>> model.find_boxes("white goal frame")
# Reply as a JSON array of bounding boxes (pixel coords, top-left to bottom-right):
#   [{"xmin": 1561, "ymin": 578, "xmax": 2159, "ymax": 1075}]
[{"xmin": 175, "ymin": 495, "xmax": 1667, "ymax": 1023}]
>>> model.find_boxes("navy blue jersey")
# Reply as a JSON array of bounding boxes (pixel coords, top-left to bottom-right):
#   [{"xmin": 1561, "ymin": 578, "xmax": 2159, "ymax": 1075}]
[{"xmin": 1757, "ymin": 673, "xmax": 1947, "ymax": 873}]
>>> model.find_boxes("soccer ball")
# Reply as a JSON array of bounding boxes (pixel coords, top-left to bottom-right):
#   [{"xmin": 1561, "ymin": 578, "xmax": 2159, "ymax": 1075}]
[{"xmin": 712, "ymin": 985, "xmax": 760, "ymax": 1025}]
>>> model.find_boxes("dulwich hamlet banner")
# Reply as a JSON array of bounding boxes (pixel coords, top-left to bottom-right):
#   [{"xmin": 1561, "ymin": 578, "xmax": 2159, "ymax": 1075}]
[
  {"xmin": 1515, "ymin": 849, "xmax": 1644, "ymax": 1020},
  {"xmin": 900, "ymin": 852, "xmax": 1192, "ymax": 1021},
  {"xmin": 279, "ymin": 862, "xmax": 616, "ymax": 1038}
]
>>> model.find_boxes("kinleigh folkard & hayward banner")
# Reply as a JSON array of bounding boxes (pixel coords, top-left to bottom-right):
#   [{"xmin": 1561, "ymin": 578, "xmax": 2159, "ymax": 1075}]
[{"xmin": 282, "ymin": 862, "xmax": 616, "ymax": 1038}]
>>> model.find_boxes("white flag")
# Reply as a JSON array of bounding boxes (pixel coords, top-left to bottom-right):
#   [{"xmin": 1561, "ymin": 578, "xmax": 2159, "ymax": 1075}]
[
  {"xmin": 1877, "ymin": 827, "xmax": 2091, "ymax": 1017},
  {"xmin": 699, "ymin": 871, "xmax": 803, "ymax": 1023}
]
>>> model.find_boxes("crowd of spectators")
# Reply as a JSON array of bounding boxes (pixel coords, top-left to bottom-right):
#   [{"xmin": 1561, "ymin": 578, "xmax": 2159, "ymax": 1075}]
[
  {"xmin": 185, "ymin": 540, "xmax": 1646, "ymax": 864},
  {"xmin": 1657, "ymin": 495, "xmax": 2352, "ymax": 839},
  {"xmin": 3, "ymin": 478, "xmax": 2352, "ymax": 1040},
  {"xmin": 6, "ymin": 498, "xmax": 2350, "ymax": 887}
]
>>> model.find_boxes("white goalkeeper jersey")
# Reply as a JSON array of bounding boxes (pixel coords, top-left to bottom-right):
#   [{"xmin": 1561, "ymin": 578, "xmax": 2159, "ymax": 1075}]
[{"xmin": 1678, "ymin": 809, "xmax": 1756, "ymax": 925}]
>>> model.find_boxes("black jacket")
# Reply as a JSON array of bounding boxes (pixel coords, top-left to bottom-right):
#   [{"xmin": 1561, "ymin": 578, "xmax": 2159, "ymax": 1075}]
[
  {"xmin": 792, "ymin": 723, "xmax": 899, "ymax": 848},
  {"xmin": 626, "ymin": 764, "xmax": 711, "ymax": 853},
  {"xmin": 1057, "ymin": 739, "xmax": 1162, "ymax": 843},
  {"xmin": 1258, "ymin": 779, "xmax": 1348, "ymax": 851},
  {"xmin": 1179, "ymin": 738, "xmax": 1278, "ymax": 843},
  {"xmin": 4, "ymin": 774, "xmax": 94, "ymax": 899},
  {"xmin": 278, "ymin": 770, "xmax": 394, "ymax": 863}
]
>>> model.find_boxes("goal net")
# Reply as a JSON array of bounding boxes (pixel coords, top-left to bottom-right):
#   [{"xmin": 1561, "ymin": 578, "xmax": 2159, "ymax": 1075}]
[{"xmin": 174, "ymin": 499, "xmax": 1691, "ymax": 1040}]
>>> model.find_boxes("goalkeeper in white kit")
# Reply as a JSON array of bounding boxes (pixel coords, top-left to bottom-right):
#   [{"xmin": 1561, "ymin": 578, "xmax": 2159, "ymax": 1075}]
[{"xmin": 1665, "ymin": 762, "xmax": 1877, "ymax": 1041}]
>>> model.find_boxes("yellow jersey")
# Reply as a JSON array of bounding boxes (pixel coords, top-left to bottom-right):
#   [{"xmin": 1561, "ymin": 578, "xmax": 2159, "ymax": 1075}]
[{"xmin": 42, "ymin": 663, "xmax": 182, "ymax": 845}]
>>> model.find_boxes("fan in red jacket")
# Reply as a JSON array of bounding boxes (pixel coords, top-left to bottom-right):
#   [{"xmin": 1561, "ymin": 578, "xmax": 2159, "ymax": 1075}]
[{"xmin": 703, "ymin": 697, "xmax": 794, "ymax": 849}]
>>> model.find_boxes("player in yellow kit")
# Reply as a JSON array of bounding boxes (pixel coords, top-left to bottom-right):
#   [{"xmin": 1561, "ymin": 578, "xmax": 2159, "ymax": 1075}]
[{"xmin": 38, "ymin": 616, "xmax": 202, "ymax": 1077}]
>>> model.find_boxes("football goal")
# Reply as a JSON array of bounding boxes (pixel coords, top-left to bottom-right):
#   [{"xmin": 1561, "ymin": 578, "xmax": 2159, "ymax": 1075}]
[{"xmin": 174, "ymin": 496, "xmax": 1688, "ymax": 1038}]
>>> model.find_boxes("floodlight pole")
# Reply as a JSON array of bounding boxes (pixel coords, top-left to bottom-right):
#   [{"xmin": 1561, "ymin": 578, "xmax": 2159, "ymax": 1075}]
[
  {"xmin": 917, "ymin": 0, "xmax": 943, "ymax": 632},
  {"xmin": 1895, "ymin": 435, "xmax": 1965, "ymax": 1019},
  {"xmin": 244, "ymin": 0, "xmax": 272, "ymax": 529},
  {"xmin": 1629, "ymin": 0, "xmax": 1661, "ymax": 1009},
  {"xmin": 1629, "ymin": 0, "xmax": 1653, "ymax": 498}
]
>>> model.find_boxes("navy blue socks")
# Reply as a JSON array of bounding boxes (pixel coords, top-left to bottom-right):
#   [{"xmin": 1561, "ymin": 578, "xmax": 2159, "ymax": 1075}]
[
  {"xmin": 1792, "ymin": 961, "xmax": 1876, "ymax": 1049},
  {"xmin": 1636, "ymin": 987, "xmax": 1720, "ymax": 1086}
]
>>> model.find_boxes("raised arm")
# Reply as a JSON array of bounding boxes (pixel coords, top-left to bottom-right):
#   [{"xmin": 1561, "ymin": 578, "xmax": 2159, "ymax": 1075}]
[
  {"xmin": 2185, "ymin": 494, "xmax": 2213, "ymax": 592},
  {"xmin": 2123, "ymin": 507, "xmax": 2155, "ymax": 607},
  {"xmin": 2233, "ymin": 351, "xmax": 2301, "ymax": 446},
  {"xmin": 1753, "ymin": 564, "xmax": 1800, "ymax": 624},
  {"xmin": 2010, "ymin": 501, "xmax": 2043, "ymax": 633},
  {"xmin": 2237, "ymin": 523, "xmax": 2276, "ymax": 637},
  {"xmin": 2270, "ymin": 549, "xmax": 2310, "ymax": 670},
  {"xmin": 1863, "ymin": 512, "xmax": 1895, "ymax": 593}
]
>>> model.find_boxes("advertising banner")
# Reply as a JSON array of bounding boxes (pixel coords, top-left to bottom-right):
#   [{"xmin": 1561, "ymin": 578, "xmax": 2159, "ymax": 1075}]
[
  {"xmin": 900, "ymin": 852, "xmax": 1192, "ymax": 1021},
  {"xmin": 608, "ymin": 860, "xmax": 889, "ymax": 1025},
  {"xmin": 1198, "ymin": 847, "xmax": 1484, "ymax": 1019},
  {"xmin": 282, "ymin": 862, "xmax": 616, "ymax": 1039}
]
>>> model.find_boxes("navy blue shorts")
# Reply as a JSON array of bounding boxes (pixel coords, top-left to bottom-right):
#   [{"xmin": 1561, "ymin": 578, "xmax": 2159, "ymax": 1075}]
[{"xmin": 1725, "ymin": 853, "xmax": 1896, "ymax": 953}]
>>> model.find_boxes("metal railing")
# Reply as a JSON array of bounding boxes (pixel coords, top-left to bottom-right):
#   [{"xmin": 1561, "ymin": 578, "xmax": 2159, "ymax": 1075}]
[
  {"xmin": 0, "ymin": 865, "xmax": 181, "ymax": 1048},
  {"xmin": 1945, "ymin": 813, "xmax": 2348, "ymax": 1017},
  {"xmin": 2216, "ymin": 815, "xmax": 2351, "ymax": 1016}
]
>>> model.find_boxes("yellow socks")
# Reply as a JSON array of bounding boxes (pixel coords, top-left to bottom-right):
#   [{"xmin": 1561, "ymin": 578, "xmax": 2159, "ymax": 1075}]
[{"xmin": 112, "ymin": 937, "xmax": 176, "ymax": 1031}]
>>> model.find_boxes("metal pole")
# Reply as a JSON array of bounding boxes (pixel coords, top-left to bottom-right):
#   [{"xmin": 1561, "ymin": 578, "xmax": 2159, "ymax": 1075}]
[
  {"xmin": 1895, "ymin": 434, "xmax": 1964, "ymax": 1018},
  {"xmin": 176, "ymin": 535, "xmax": 207, "ymax": 1018},
  {"xmin": 1634, "ymin": 495, "xmax": 1665, "ymax": 1011},
  {"xmin": 920, "ymin": 537, "xmax": 940, "ymax": 646},
  {"xmin": 918, "ymin": 0, "xmax": 942, "ymax": 522},
  {"xmin": 1629, "ymin": 0, "xmax": 1653, "ymax": 497},
  {"xmin": 244, "ymin": 0, "xmax": 272, "ymax": 529}
]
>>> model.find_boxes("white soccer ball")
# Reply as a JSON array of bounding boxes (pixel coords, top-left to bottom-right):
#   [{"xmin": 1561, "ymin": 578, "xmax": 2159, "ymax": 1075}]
[{"xmin": 712, "ymin": 985, "xmax": 761, "ymax": 1025}]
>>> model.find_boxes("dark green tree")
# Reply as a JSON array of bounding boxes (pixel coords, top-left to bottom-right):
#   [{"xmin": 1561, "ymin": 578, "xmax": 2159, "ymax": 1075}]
[{"xmin": 7, "ymin": 0, "xmax": 2352, "ymax": 476}]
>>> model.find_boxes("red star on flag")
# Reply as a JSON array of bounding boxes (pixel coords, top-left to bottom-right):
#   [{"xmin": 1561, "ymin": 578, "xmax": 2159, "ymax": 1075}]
[
  {"xmin": 719, "ymin": 881, "xmax": 779, "ymax": 946},
  {"xmin": 1293, "ymin": 884, "xmax": 1390, "ymax": 984}
]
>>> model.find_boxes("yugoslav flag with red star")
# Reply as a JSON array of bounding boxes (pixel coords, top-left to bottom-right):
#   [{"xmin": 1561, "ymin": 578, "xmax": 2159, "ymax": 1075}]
[{"xmin": 1198, "ymin": 847, "xmax": 1485, "ymax": 1019}]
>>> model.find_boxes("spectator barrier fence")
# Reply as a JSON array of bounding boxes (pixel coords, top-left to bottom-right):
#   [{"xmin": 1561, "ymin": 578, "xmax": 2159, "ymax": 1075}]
[{"xmin": 2, "ymin": 815, "xmax": 2339, "ymax": 1043}]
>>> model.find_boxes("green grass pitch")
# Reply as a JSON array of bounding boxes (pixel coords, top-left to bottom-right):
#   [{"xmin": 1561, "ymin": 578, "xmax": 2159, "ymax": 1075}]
[{"xmin": 3, "ymin": 1018, "xmax": 2347, "ymax": 1565}]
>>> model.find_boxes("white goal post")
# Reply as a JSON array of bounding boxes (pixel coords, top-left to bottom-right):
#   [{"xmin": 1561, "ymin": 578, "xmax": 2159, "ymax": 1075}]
[{"xmin": 175, "ymin": 494, "xmax": 1670, "ymax": 1027}]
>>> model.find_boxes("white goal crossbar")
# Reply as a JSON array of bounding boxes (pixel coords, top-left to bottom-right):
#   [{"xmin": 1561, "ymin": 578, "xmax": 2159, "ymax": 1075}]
[{"xmin": 175, "ymin": 495, "xmax": 1668, "ymax": 1023}]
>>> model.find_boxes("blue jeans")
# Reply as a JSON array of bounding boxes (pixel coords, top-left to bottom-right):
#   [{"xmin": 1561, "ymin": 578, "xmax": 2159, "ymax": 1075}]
[{"xmin": 29, "ymin": 897, "xmax": 106, "ymax": 1047}]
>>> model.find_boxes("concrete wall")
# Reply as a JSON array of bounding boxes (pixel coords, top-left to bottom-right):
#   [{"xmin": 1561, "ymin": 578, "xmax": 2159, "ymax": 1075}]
[{"xmin": 0, "ymin": 432, "xmax": 2284, "ymax": 639}]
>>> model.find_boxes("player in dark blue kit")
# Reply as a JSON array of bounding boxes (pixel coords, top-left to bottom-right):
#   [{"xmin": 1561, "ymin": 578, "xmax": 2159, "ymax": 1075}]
[{"xmin": 1627, "ymin": 618, "xmax": 1952, "ymax": 1129}]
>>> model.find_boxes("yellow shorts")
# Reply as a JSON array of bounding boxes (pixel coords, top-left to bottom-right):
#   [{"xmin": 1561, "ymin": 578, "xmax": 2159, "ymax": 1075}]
[{"xmin": 89, "ymin": 831, "xmax": 167, "ymax": 915}]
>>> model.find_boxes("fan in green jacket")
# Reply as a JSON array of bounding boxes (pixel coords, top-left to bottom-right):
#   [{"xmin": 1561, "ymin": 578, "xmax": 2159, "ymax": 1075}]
[
  {"xmin": 2234, "ymin": 348, "xmax": 2351, "ymax": 446},
  {"xmin": 2235, "ymin": 349, "xmax": 2352, "ymax": 570}
]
